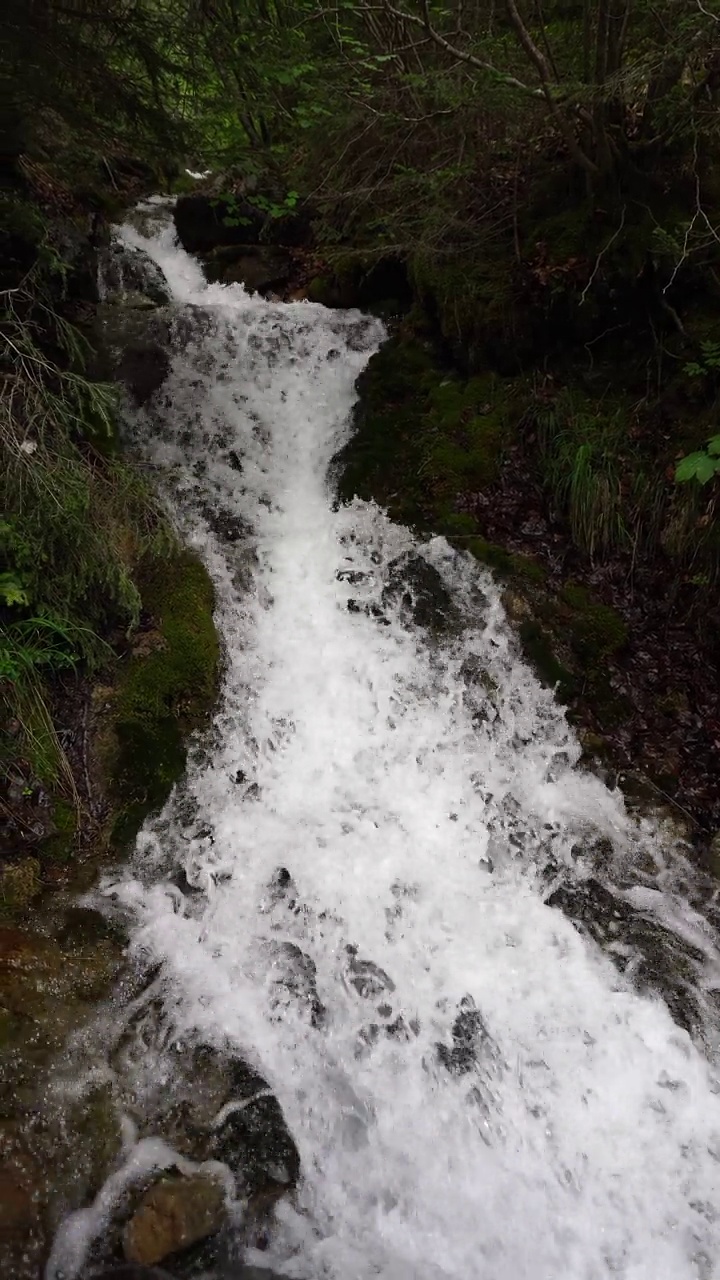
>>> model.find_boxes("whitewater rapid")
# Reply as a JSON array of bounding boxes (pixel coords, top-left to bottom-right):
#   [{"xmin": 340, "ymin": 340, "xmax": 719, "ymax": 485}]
[{"xmin": 52, "ymin": 203, "xmax": 720, "ymax": 1280}]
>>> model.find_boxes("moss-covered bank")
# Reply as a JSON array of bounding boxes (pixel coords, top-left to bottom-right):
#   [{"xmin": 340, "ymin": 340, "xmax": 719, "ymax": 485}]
[
  {"xmin": 1, "ymin": 153, "xmax": 221, "ymax": 912},
  {"xmin": 97, "ymin": 550, "xmax": 220, "ymax": 848}
]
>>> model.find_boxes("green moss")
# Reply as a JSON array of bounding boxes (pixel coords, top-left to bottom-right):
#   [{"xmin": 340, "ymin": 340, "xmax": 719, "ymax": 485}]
[
  {"xmin": 511, "ymin": 555, "xmax": 547, "ymax": 584},
  {"xmin": 463, "ymin": 536, "xmax": 546, "ymax": 584},
  {"xmin": 306, "ymin": 275, "xmax": 338, "ymax": 306},
  {"xmin": 442, "ymin": 513, "xmax": 478, "ymax": 537},
  {"xmin": 104, "ymin": 549, "xmax": 219, "ymax": 847},
  {"xmin": 40, "ymin": 799, "xmax": 78, "ymax": 865},
  {"xmin": 335, "ymin": 335, "xmax": 437, "ymax": 523},
  {"xmin": 422, "ymin": 374, "xmax": 509, "ymax": 490},
  {"xmin": 409, "ymin": 250, "xmax": 527, "ymax": 373},
  {"xmin": 518, "ymin": 620, "xmax": 576, "ymax": 703},
  {"xmin": 336, "ymin": 332, "xmax": 523, "ymax": 538},
  {"xmin": 0, "ymin": 859, "xmax": 41, "ymax": 917},
  {"xmin": 559, "ymin": 582, "xmax": 628, "ymax": 661}
]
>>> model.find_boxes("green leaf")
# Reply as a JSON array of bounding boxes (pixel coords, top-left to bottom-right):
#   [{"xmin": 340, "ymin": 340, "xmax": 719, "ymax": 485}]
[
  {"xmin": 0, "ymin": 572, "xmax": 29, "ymax": 607},
  {"xmin": 675, "ymin": 452, "xmax": 720, "ymax": 483},
  {"xmin": 707, "ymin": 434, "xmax": 720, "ymax": 456}
]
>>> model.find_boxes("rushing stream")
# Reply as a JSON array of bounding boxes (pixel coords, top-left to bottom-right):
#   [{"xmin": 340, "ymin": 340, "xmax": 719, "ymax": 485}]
[{"xmin": 51, "ymin": 202, "xmax": 720, "ymax": 1280}]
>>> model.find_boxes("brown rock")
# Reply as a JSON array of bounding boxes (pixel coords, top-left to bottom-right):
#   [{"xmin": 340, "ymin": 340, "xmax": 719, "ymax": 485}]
[
  {"xmin": 0, "ymin": 1165, "xmax": 36, "ymax": 1234},
  {"xmin": 122, "ymin": 1173, "xmax": 226, "ymax": 1266},
  {"xmin": 0, "ymin": 1133, "xmax": 46, "ymax": 1280}
]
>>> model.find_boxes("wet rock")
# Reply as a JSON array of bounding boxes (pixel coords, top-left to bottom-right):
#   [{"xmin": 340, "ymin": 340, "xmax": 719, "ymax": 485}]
[
  {"xmin": 346, "ymin": 598, "xmax": 390, "ymax": 626},
  {"xmin": 263, "ymin": 941, "xmax": 324, "ymax": 1025},
  {"xmin": 114, "ymin": 1036, "xmax": 300, "ymax": 1203},
  {"xmin": 122, "ymin": 1173, "xmax": 227, "ymax": 1267},
  {"xmin": 55, "ymin": 905, "xmax": 125, "ymax": 948},
  {"xmin": 437, "ymin": 996, "xmax": 493, "ymax": 1076},
  {"xmin": 502, "ymin": 589, "xmax": 532, "ymax": 623},
  {"xmin": 0, "ymin": 1161, "xmax": 39, "ymax": 1233},
  {"xmin": 345, "ymin": 947, "xmax": 394, "ymax": 999},
  {"xmin": 174, "ymin": 192, "xmax": 311, "ymax": 255},
  {"xmin": 0, "ymin": 922, "xmax": 121, "ymax": 1121},
  {"xmin": 306, "ymin": 254, "xmax": 411, "ymax": 314},
  {"xmin": 114, "ymin": 291, "xmax": 160, "ymax": 311},
  {"xmin": 0, "ymin": 1124, "xmax": 46, "ymax": 1280},
  {"xmin": 210, "ymin": 1059, "xmax": 300, "ymax": 1194},
  {"xmin": 117, "ymin": 342, "xmax": 171, "ymax": 406},
  {"xmin": 548, "ymin": 877, "xmax": 704, "ymax": 1033},
  {"xmin": 55, "ymin": 220, "xmax": 102, "ymax": 304},
  {"xmin": 239, "ymin": 1270, "xmax": 296, "ymax": 1280},
  {"xmin": 56, "ymin": 1083, "xmax": 124, "ymax": 1215},
  {"xmin": 201, "ymin": 506, "xmax": 251, "ymax": 545},
  {"xmin": 707, "ymin": 831, "xmax": 720, "ymax": 877},
  {"xmin": 102, "ymin": 240, "xmax": 171, "ymax": 307},
  {"xmin": 93, "ymin": 302, "xmax": 172, "ymax": 405},
  {"xmin": 336, "ymin": 568, "xmax": 369, "ymax": 586},
  {"xmin": 203, "ymin": 245, "xmax": 293, "ymax": 295},
  {"xmin": 382, "ymin": 552, "xmax": 459, "ymax": 632},
  {"xmin": 259, "ymin": 867, "xmax": 298, "ymax": 913}
]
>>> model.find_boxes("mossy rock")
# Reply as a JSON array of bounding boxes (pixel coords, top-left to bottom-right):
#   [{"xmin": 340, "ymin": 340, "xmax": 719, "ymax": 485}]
[
  {"xmin": 335, "ymin": 334, "xmax": 438, "ymax": 523},
  {"xmin": 39, "ymin": 800, "xmax": 77, "ymax": 866},
  {"xmin": 335, "ymin": 333, "xmax": 520, "ymax": 530},
  {"xmin": 306, "ymin": 275, "xmax": 341, "ymax": 307},
  {"xmin": 517, "ymin": 619, "xmax": 577, "ymax": 703},
  {"xmin": 559, "ymin": 583, "xmax": 629, "ymax": 662},
  {"xmin": 0, "ymin": 861, "xmax": 41, "ymax": 918},
  {"xmin": 461, "ymin": 536, "xmax": 547, "ymax": 584},
  {"xmin": 100, "ymin": 549, "xmax": 219, "ymax": 846},
  {"xmin": 313, "ymin": 251, "xmax": 412, "ymax": 315},
  {"xmin": 409, "ymin": 250, "xmax": 530, "ymax": 374}
]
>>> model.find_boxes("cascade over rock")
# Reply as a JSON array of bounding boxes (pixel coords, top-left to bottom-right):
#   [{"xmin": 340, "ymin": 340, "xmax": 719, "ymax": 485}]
[{"xmin": 46, "ymin": 202, "xmax": 720, "ymax": 1280}]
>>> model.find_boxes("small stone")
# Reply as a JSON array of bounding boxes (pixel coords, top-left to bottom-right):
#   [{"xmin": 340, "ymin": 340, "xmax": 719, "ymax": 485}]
[
  {"xmin": 122, "ymin": 1173, "xmax": 226, "ymax": 1267},
  {"xmin": 502, "ymin": 590, "xmax": 531, "ymax": 622},
  {"xmin": 112, "ymin": 290, "xmax": 159, "ymax": 310}
]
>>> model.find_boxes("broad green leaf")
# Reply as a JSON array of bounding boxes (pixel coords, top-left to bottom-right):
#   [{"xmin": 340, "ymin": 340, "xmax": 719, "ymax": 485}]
[{"xmin": 675, "ymin": 452, "xmax": 720, "ymax": 483}]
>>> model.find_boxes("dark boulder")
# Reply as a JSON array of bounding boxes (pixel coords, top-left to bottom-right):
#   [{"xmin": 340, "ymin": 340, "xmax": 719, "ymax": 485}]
[
  {"xmin": 92, "ymin": 299, "xmax": 172, "ymax": 405},
  {"xmin": 117, "ymin": 341, "xmax": 171, "ymax": 406},
  {"xmin": 308, "ymin": 253, "xmax": 412, "ymax": 315},
  {"xmin": 174, "ymin": 195, "xmax": 265, "ymax": 254},
  {"xmin": 203, "ymin": 245, "xmax": 293, "ymax": 295},
  {"xmin": 174, "ymin": 193, "xmax": 312, "ymax": 256},
  {"xmin": 547, "ymin": 877, "xmax": 704, "ymax": 1034},
  {"xmin": 102, "ymin": 241, "xmax": 171, "ymax": 307},
  {"xmin": 382, "ymin": 552, "xmax": 460, "ymax": 632}
]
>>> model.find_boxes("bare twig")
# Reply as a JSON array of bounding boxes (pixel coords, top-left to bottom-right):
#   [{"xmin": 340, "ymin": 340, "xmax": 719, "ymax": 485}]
[{"xmin": 580, "ymin": 205, "xmax": 627, "ymax": 304}]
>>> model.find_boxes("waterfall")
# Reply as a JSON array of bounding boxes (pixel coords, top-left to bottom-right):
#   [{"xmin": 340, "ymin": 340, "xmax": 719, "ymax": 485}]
[{"xmin": 50, "ymin": 202, "xmax": 720, "ymax": 1280}]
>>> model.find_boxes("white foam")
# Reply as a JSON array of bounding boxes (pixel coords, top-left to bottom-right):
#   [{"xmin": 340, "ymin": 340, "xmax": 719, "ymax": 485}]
[{"xmin": 93, "ymin": 216, "xmax": 720, "ymax": 1279}]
